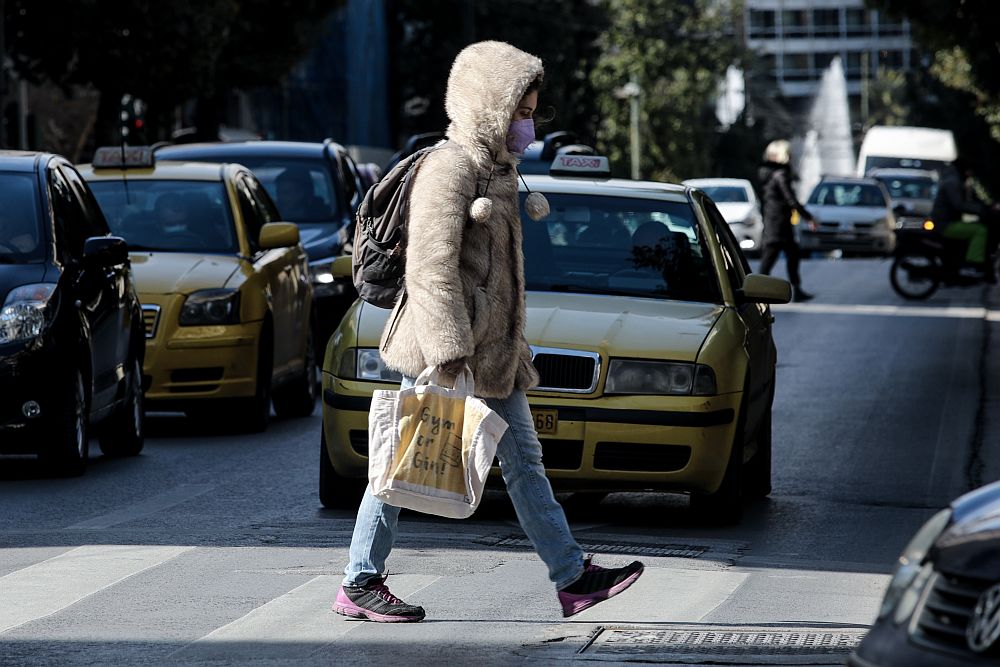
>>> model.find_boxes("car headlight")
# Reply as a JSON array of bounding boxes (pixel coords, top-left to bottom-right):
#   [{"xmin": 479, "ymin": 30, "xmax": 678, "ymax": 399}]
[
  {"xmin": 179, "ymin": 289, "xmax": 240, "ymax": 326},
  {"xmin": 337, "ymin": 347, "xmax": 402, "ymax": 383},
  {"xmin": 309, "ymin": 258, "xmax": 348, "ymax": 297},
  {"xmin": 878, "ymin": 508, "xmax": 952, "ymax": 623},
  {"xmin": 0, "ymin": 283, "xmax": 57, "ymax": 344},
  {"xmin": 605, "ymin": 359, "xmax": 716, "ymax": 396}
]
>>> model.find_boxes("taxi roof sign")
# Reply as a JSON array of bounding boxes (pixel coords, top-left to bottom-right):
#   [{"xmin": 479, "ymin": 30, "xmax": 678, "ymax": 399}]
[
  {"xmin": 549, "ymin": 154, "xmax": 611, "ymax": 178},
  {"xmin": 92, "ymin": 146, "xmax": 155, "ymax": 169}
]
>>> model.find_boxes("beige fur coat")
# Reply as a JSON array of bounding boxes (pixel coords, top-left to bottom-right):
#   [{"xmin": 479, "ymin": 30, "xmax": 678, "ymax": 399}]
[{"xmin": 379, "ymin": 41, "xmax": 543, "ymax": 398}]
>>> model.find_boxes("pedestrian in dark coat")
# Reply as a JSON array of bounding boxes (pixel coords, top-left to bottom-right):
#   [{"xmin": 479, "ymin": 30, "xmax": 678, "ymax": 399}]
[{"xmin": 758, "ymin": 139, "xmax": 815, "ymax": 302}]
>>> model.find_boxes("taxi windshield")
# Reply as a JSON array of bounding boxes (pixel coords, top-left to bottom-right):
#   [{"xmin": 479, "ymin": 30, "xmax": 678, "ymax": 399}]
[
  {"xmin": 521, "ymin": 193, "xmax": 721, "ymax": 303},
  {"xmin": 88, "ymin": 180, "xmax": 238, "ymax": 254},
  {"xmin": 0, "ymin": 173, "xmax": 44, "ymax": 264},
  {"xmin": 224, "ymin": 158, "xmax": 340, "ymax": 223},
  {"xmin": 877, "ymin": 176, "xmax": 937, "ymax": 200}
]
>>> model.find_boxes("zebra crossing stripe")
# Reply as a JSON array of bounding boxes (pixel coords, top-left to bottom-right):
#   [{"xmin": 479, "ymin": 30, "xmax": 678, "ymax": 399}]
[
  {"xmin": 0, "ymin": 545, "xmax": 192, "ymax": 634},
  {"xmin": 173, "ymin": 573, "xmax": 440, "ymax": 660}
]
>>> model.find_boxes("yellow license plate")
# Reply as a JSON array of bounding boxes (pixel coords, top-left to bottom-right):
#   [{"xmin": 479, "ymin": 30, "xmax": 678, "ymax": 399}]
[{"xmin": 531, "ymin": 409, "xmax": 558, "ymax": 435}]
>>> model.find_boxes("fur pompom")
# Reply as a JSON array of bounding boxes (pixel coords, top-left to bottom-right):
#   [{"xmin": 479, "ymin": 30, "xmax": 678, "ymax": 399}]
[
  {"xmin": 524, "ymin": 192, "xmax": 550, "ymax": 221},
  {"xmin": 469, "ymin": 196, "xmax": 493, "ymax": 223}
]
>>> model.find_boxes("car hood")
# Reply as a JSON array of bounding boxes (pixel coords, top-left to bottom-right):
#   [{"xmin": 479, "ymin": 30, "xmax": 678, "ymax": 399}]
[
  {"xmin": 128, "ymin": 252, "xmax": 242, "ymax": 296},
  {"xmin": 354, "ymin": 292, "xmax": 722, "ymax": 362},
  {"xmin": 807, "ymin": 205, "xmax": 888, "ymax": 224},
  {"xmin": 296, "ymin": 221, "xmax": 346, "ymax": 261},
  {"xmin": 0, "ymin": 264, "xmax": 50, "ymax": 299},
  {"xmin": 933, "ymin": 481, "xmax": 1000, "ymax": 579},
  {"xmin": 715, "ymin": 202, "xmax": 756, "ymax": 224}
]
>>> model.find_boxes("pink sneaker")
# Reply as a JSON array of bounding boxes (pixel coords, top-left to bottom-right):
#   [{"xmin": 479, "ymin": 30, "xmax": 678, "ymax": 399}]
[
  {"xmin": 557, "ymin": 556, "xmax": 644, "ymax": 617},
  {"xmin": 333, "ymin": 577, "xmax": 425, "ymax": 622}
]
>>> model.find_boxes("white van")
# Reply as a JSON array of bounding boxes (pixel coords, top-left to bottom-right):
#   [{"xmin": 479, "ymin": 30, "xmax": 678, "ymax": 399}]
[{"xmin": 856, "ymin": 126, "xmax": 957, "ymax": 176}]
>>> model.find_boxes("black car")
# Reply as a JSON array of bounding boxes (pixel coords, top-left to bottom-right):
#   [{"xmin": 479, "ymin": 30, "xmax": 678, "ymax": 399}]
[
  {"xmin": 850, "ymin": 481, "xmax": 1000, "ymax": 666},
  {"xmin": 154, "ymin": 140, "xmax": 365, "ymax": 357},
  {"xmin": 0, "ymin": 151, "xmax": 145, "ymax": 475}
]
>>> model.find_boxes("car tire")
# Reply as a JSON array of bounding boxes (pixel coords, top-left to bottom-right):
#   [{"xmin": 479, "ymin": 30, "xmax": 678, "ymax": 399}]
[
  {"xmin": 744, "ymin": 405, "xmax": 772, "ymax": 500},
  {"xmin": 231, "ymin": 332, "xmax": 273, "ymax": 433},
  {"xmin": 690, "ymin": 393, "xmax": 746, "ymax": 525},
  {"xmin": 319, "ymin": 431, "xmax": 365, "ymax": 509},
  {"xmin": 890, "ymin": 252, "xmax": 940, "ymax": 300},
  {"xmin": 272, "ymin": 327, "xmax": 317, "ymax": 419},
  {"xmin": 40, "ymin": 368, "xmax": 89, "ymax": 477},
  {"xmin": 98, "ymin": 356, "xmax": 145, "ymax": 457}
]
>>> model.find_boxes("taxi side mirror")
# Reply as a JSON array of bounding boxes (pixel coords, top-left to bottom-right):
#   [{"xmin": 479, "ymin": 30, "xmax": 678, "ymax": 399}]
[
  {"xmin": 331, "ymin": 255, "xmax": 353, "ymax": 279},
  {"xmin": 259, "ymin": 222, "xmax": 299, "ymax": 249},
  {"xmin": 738, "ymin": 274, "xmax": 791, "ymax": 305}
]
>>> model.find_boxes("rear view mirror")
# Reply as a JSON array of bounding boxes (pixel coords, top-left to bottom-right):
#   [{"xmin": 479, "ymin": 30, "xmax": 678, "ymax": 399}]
[
  {"xmin": 331, "ymin": 255, "xmax": 353, "ymax": 279},
  {"xmin": 259, "ymin": 222, "xmax": 299, "ymax": 249},
  {"xmin": 83, "ymin": 236, "xmax": 128, "ymax": 266},
  {"xmin": 739, "ymin": 274, "xmax": 791, "ymax": 304}
]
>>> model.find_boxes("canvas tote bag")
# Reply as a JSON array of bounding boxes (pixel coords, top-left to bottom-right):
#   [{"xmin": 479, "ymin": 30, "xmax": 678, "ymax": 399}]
[{"xmin": 368, "ymin": 366, "xmax": 508, "ymax": 518}]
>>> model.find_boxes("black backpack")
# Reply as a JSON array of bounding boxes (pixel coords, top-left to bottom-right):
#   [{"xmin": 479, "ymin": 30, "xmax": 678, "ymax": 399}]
[{"xmin": 351, "ymin": 143, "xmax": 442, "ymax": 308}]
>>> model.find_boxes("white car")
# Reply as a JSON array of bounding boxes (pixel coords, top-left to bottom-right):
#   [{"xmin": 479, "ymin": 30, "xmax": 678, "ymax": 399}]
[
  {"xmin": 801, "ymin": 177, "xmax": 896, "ymax": 255},
  {"xmin": 683, "ymin": 178, "xmax": 763, "ymax": 256}
]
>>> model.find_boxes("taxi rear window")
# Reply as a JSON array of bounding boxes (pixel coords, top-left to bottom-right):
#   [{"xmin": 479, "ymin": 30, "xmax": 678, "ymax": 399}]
[
  {"xmin": 520, "ymin": 193, "xmax": 721, "ymax": 303},
  {"xmin": 0, "ymin": 172, "xmax": 44, "ymax": 264},
  {"xmin": 88, "ymin": 180, "xmax": 238, "ymax": 254}
]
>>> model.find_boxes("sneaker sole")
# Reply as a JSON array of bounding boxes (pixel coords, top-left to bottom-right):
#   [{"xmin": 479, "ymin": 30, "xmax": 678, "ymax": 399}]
[
  {"xmin": 333, "ymin": 601, "xmax": 424, "ymax": 623},
  {"xmin": 560, "ymin": 566, "xmax": 644, "ymax": 617}
]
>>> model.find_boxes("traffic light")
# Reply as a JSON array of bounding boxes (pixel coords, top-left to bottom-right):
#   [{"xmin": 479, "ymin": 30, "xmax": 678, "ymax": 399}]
[{"xmin": 119, "ymin": 94, "xmax": 147, "ymax": 144}]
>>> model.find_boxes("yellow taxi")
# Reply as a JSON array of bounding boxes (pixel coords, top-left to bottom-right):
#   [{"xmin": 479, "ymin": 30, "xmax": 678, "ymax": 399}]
[
  {"xmin": 79, "ymin": 147, "xmax": 315, "ymax": 432},
  {"xmin": 320, "ymin": 155, "xmax": 791, "ymax": 522}
]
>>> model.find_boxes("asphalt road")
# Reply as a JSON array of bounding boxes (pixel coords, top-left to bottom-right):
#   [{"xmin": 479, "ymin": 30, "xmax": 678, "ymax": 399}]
[{"xmin": 2, "ymin": 257, "xmax": 998, "ymax": 666}]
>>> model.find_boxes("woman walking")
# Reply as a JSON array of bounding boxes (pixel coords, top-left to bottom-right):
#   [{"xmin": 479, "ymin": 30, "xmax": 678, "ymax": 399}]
[
  {"xmin": 334, "ymin": 41, "xmax": 643, "ymax": 623},
  {"xmin": 758, "ymin": 139, "xmax": 816, "ymax": 302}
]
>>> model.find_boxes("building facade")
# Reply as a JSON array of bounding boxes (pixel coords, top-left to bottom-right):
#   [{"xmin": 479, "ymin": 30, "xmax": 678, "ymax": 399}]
[{"xmin": 744, "ymin": 0, "xmax": 914, "ymax": 100}]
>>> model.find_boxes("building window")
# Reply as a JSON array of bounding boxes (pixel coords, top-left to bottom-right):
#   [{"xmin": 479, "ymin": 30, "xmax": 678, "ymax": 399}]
[
  {"xmin": 812, "ymin": 52, "xmax": 838, "ymax": 73},
  {"xmin": 876, "ymin": 13, "xmax": 905, "ymax": 37},
  {"xmin": 880, "ymin": 49, "xmax": 905, "ymax": 69},
  {"xmin": 846, "ymin": 51, "xmax": 864, "ymax": 79},
  {"xmin": 782, "ymin": 9, "xmax": 809, "ymax": 37},
  {"xmin": 782, "ymin": 53, "xmax": 811, "ymax": 81},
  {"xmin": 813, "ymin": 9, "xmax": 840, "ymax": 37},
  {"xmin": 749, "ymin": 9, "xmax": 776, "ymax": 38},
  {"xmin": 845, "ymin": 8, "xmax": 870, "ymax": 36}
]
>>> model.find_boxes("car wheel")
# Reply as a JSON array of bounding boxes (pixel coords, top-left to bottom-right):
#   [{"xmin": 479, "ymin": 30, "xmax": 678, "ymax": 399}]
[
  {"xmin": 690, "ymin": 394, "xmax": 746, "ymax": 525},
  {"xmin": 231, "ymin": 334, "xmax": 273, "ymax": 433},
  {"xmin": 744, "ymin": 405, "xmax": 772, "ymax": 500},
  {"xmin": 272, "ymin": 327, "xmax": 317, "ymax": 419},
  {"xmin": 98, "ymin": 356, "xmax": 145, "ymax": 457},
  {"xmin": 41, "ymin": 368, "xmax": 89, "ymax": 477},
  {"xmin": 319, "ymin": 431, "xmax": 365, "ymax": 509}
]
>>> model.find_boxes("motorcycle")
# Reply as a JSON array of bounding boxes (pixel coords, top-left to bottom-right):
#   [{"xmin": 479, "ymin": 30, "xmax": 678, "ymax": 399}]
[{"xmin": 889, "ymin": 218, "xmax": 998, "ymax": 300}]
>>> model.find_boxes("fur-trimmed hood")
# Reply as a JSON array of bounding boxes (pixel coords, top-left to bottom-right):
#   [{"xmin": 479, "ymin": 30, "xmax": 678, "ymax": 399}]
[{"xmin": 445, "ymin": 41, "xmax": 543, "ymax": 166}]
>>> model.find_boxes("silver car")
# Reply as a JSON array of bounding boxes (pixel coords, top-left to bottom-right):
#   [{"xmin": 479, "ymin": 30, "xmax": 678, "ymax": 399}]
[
  {"xmin": 800, "ymin": 177, "xmax": 897, "ymax": 255},
  {"xmin": 683, "ymin": 178, "xmax": 763, "ymax": 256},
  {"xmin": 871, "ymin": 168, "xmax": 938, "ymax": 230}
]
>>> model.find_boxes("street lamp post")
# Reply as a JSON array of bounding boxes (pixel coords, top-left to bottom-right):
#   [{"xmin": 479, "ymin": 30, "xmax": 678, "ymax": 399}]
[{"xmin": 615, "ymin": 78, "xmax": 642, "ymax": 180}]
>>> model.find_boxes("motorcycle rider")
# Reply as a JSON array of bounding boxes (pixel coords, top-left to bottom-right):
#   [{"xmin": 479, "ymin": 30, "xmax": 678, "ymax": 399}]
[{"xmin": 931, "ymin": 157, "xmax": 999, "ymax": 283}]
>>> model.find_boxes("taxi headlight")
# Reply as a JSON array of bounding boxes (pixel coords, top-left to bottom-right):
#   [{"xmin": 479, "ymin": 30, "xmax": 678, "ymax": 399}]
[
  {"xmin": 0, "ymin": 283, "xmax": 57, "ymax": 344},
  {"xmin": 337, "ymin": 347, "xmax": 402, "ymax": 383},
  {"xmin": 179, "ymin": 289, "xmax": 240, "ymax": 326},
  {"xmin": 605, "ymin": 359, "xmax": 717, "ymax": 396},
  {"xmin": 878, "ymin": 508, "xmax": 952, "ymax": 623}
]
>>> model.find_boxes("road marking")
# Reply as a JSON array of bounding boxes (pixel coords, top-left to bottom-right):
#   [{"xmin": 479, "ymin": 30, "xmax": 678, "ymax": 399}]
[
  {"xmin": 66, "ymin": 484, "xmax": 215, "ymax": 529},
  {"xmin": 774, "ymin": 303, "xmax": 999, "ymax": 321},
  {"xmin": 0, "ymin": 545, "xmax": 191, "ymax": 634},
  {"xmin": 571, "ymin": 568, "xmax": 748, "ymax": 623},
  {"xmin": 173, "ymin": 573, "xmax": 439, "ymax": 660}
]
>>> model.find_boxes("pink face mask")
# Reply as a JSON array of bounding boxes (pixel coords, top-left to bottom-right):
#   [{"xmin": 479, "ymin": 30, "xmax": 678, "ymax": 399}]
[{"xmin": 506, "ymin": 118, "xmax": 535, "ymax": 155}]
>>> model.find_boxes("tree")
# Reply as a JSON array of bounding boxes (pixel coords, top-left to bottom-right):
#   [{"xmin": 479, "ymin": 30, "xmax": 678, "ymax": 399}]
[
  {"xmin": 3, "ymin": 0, "xmax": 341, "ymax": 146},
  {"xmin": 590, "ymin": 0, "xmax": 741, "ymax": 181}
]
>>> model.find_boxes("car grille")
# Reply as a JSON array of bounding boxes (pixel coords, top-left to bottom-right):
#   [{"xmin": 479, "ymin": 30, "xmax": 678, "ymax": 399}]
[
  {"xmin": 531, "ymin": 348, "xmax": 600, "ymax": 393},
  {"xmin": 911, "ymin": 571, "xmax": 991, "ymax": 656},
  {"xmin": 593, "ymin": 442, "xmax": 691, "ymax": 472},
  {"xmin": 142, "ymin": 305, "xmax": 161, "ymax": 339}
]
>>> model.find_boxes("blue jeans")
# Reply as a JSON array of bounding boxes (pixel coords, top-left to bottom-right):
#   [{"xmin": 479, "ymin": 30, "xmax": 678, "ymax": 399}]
[{"xmin": 343, "ymin": 377, "xmax": 585, "ymax": 590}]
